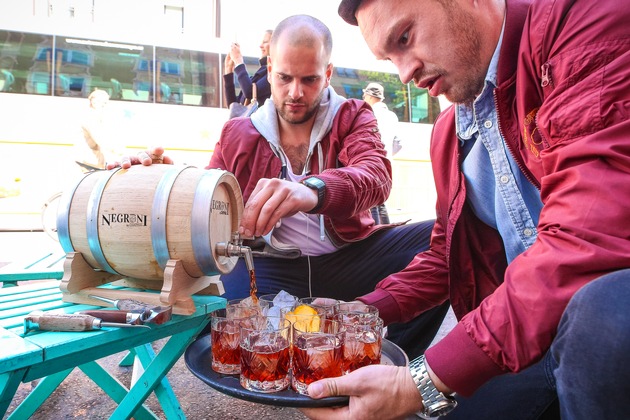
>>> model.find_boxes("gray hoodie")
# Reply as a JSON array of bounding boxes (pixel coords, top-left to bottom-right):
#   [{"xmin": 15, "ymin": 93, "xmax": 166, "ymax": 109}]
[{"xmin": 246, "ymin": 86, "xmax": 347, "ymax": 258}]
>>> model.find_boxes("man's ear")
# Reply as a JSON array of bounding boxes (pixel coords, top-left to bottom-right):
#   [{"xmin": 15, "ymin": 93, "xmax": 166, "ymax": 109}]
[
  {"xmin": 267, "ymin": 56, "xmax": 273, "ymax": 82},
  {"xmin": 325, "ymin": 62, "xmax": 333, "ymax": 86}
]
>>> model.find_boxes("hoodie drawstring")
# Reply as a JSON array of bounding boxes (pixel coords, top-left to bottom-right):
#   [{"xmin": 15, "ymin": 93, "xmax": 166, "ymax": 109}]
[{"xmin": 317, "ymin": 143, "xmax": 325, "ymax": 241}]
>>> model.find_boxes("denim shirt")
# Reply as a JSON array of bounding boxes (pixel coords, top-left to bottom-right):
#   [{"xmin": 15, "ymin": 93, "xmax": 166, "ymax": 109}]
[{"xmin": 457, "ymin": 28, "xmax": 543, "ymax": 263}]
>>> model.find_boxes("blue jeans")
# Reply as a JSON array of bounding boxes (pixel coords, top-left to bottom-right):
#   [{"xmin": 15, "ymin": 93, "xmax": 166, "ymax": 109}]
[
  {"xmin": 218, "ymin": 220, "xmax": 450, "ymax": 359},
  {"xmin": 448, "ymin": 269, "xmax": 630, "ymax": 419}
]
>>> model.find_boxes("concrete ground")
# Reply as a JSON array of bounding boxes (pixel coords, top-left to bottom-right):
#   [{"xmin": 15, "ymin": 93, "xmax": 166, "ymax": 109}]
[{"xmin": 0, "ymin": 231, "xmax": 456, "ymax": 419}]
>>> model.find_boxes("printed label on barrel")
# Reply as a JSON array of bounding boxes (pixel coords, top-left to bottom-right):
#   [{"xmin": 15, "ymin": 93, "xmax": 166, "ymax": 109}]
[{"xmin": 100, "ymin": 212, "xmax": 149, "ymax": 227}]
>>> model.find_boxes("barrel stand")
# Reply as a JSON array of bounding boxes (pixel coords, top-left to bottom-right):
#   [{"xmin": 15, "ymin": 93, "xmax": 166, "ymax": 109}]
[{"xmin": 60, "ymin": 252, "xmax": 225, "ymax": 315}]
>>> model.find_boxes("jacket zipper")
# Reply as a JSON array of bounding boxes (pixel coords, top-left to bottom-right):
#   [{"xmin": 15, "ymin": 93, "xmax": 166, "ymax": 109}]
[
  {"xmin": 537, "ymin": 62, "xmax": 552, "ymax": 149},
  {"xmin": 541, "ymin": 62, "xmax": 552, "ymax": 88}
]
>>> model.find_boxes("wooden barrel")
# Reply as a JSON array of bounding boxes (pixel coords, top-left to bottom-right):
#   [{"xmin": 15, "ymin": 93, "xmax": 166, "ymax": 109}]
[{"xmin": 56, "ymin": 164, "xmax": 243, "ymax": 281}]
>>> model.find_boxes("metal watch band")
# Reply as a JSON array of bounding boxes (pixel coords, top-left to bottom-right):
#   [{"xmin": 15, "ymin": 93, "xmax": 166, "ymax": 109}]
[
  {"xmin": 409, "ymin": 355, "xmax": 457, "ymax": 418},
  {"xmin": 301, "ymin": 177, "xmax": 326, "ymax": 214}
]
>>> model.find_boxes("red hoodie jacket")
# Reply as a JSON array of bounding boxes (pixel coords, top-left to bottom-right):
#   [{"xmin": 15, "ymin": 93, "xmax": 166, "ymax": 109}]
[
  {"xmin": 359, "ymin": 0, "xmax": 630, "ymax": 396},
  {"xmin": 207, "ymin": 98, "xmax": 395, "ymax": 247}
]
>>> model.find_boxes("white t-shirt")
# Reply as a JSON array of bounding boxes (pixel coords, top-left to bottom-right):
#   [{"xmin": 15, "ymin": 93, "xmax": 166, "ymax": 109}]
[
  {"xmin": 371, "ymin": 101, "xmax": 399, "ymax": 157},
  {"xmin": 270, "ymin": 161, "xmax": 337, "ymax": 256}
]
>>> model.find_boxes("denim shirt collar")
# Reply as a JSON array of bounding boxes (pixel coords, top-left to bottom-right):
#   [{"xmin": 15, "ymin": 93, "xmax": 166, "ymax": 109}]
[{"xmin": 455, "ymin": 22, "xmax": 505, "ymax": 142}]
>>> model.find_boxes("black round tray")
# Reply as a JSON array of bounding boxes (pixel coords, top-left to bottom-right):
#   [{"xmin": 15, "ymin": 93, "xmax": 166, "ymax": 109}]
[{"xmin": 185, "ymin": 333, "xmax": 408, "ymax": 408}]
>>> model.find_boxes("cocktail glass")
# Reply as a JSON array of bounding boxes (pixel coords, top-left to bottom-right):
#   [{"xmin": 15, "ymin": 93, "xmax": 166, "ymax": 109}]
[
  {"xmin": 239, "ymin": 316, "xmax": 291, "ymax": 393},
  {"xmin": 297, "ymin": 297, "xmax": 340, "ymax": 320},
  {"xmin": 291, "ymin": 318, "xmax": 345, "ymax": 395},
  {"xmin": 341, "ymin": 316, "xmax": 383, "ymax": 373},
  {"xmin": 210, "ymin": 309, "xmax": 253, "ymax": 374},
  {"xmin": 226, "ymin": 297, "xmax": 269, "ymax": 319}
]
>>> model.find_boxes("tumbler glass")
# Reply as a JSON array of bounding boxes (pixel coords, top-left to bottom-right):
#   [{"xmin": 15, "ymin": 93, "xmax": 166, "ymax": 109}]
[
  {"xmin": 297, "ymin": 297, "xmax": 340, "ymax": 320},
  {"xmin": 226, "ymin": 297, "xmax": 269, "ymax": 319},
  {"xmin": 210, "ymin": 309, "xmax": 253, "ymax": 374},
  {"xmin": 239, "ymin": 316, "xmax": 292, "ymax": 393},
  {"xmin": 341, "ymin": 316, "xmax": 383, "ymax": 373},
  {"xmin": 291, "ymin": 318, "xmax": 345, "ymax": 395},
  {"xmin": 335, "ymin": 302, "xmax": 379, "ymax": 324}
]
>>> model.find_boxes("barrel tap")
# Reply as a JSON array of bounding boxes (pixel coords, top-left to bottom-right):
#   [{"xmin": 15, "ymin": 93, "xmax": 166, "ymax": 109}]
[{"xmin": 215, "ymin": 232, "xmax": 254, "ymax": 271}]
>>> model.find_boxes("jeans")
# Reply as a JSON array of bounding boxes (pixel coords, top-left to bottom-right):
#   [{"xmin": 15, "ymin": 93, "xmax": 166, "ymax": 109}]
[
  {"xmin": 217, "ymin": 220, "xmax": 450, "ymax": 358},
  {"xmin": 447, "ymin": 269, "xmax": 630, "ymax": 419}
]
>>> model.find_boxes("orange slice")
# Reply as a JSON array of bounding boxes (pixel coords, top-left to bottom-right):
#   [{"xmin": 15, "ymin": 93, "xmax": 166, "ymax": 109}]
[{"xmin": 285, "ymin": 304, "xmax": 320, "ymax": 332}]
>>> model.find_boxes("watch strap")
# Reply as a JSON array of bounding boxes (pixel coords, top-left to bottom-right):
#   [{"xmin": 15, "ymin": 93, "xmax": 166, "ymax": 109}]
[
  {"xmin": 301, "ymin": 176, "xmax": 326, "ymax": 214},
  {"xmin": 409, "ymin": 355, "xmax": 457, "ymax": 418}
]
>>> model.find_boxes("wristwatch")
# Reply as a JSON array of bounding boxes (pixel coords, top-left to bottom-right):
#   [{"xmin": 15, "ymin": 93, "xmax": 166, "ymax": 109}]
[
  {"xmin": 301, "ymin": 177, "xmax": 326, "ymax": 214},
  {"xmin": 409, "ymin": 355, "xmax": 457, "ymax": 418}
]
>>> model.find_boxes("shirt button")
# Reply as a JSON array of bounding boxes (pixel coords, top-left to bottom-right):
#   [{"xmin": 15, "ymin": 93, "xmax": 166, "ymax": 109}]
[
  {"xmin": 483, "ymin": 120, "xmax": 493, "ymax": 129},
  {"xmin": 500, "ymin": 175, "xmax": 509, "ymax": 184},
  {"xmin": 523, "ymin": 228, "xmax": 534, "ymax": 237}
]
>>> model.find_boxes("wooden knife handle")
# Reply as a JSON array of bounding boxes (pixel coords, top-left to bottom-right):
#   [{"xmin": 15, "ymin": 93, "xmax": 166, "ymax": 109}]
[
  {"xmin": 80, "ymin": 310, "xmax": 129, "ymax": 324},
  {"xmin": 26, "ymin": 313, "xmax": 100, "ymax": 331}
]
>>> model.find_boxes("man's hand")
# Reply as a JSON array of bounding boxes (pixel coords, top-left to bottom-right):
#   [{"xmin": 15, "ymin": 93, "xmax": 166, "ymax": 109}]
[
  {"xmin": 301, "ymin": 365, "xmax": 423, "ymax": 420},
  {"xmin": 239, "ymin": 178, "xmax": 319, "ymax": 238},
  {"xmin": 106, "ymin": 146, "xmax": 173, "ymax": 169}
]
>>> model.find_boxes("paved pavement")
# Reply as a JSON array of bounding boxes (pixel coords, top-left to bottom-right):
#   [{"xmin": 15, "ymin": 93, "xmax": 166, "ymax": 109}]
[{"xmin": 0, "ymin": 231, "xmax": 456, "ymax": 419}]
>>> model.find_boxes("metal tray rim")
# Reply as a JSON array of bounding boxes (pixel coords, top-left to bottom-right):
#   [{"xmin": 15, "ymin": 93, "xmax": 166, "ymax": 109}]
[{"xmin": 184, "ymin": 333, "xmax": 408, "ymax": 408}]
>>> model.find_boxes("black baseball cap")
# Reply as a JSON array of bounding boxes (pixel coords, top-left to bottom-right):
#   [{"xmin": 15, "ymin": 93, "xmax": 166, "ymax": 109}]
[{"xmin": 338, "ymin": 0, "xmax": 364, "ymax": 26}]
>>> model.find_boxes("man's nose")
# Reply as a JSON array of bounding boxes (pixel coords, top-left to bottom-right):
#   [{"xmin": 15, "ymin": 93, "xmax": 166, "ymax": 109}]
[
  {"xmin": 288, "ymin": 81, "xmax": 303, "ymax": 99},
  {"xmin": 394, "ymin": 56, "xmax": 422, "ymax": 85}
]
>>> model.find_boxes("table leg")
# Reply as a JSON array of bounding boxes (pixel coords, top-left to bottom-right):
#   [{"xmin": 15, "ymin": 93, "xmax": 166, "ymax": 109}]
[
  {"xmin": 1, "ymin": 369, "xmax": 27, "ymax": 416},
  {"xmin": 110, "ymin": 326, "xmax": 202, "ymax": 419},
  {"xmin": 118, "ymin": 349, "xmax": 136, "ymax": 367},
  {"xmin": 79, "ymin": 361, "xmax": 158, "ymax": 420},
  {"xmin": 5, "ymin": 368, "xmax": 71, "ymax": 419},
  {"xmin": 135, "ymin": 343, "xmax": 183, "ymax": 419}
]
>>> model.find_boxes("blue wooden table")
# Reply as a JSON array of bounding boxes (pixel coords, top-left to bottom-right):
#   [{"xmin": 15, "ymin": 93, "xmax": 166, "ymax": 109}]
[
  {"xmin": 0, "ymin": 281, "xmax": 225, "ymax": 419},
  {"xmin": 0, "ymin": 251, "xmax": 65, "ymax": 286}
]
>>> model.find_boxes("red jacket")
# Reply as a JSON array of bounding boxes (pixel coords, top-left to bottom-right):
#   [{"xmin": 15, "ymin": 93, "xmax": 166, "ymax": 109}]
[
  {"xmin": 359, "ymin": 0, "xmax": 630, "ymax": 395},
  {"xmin": 207, "ymin": 98, "xmax": 394, "ymax": 247}
]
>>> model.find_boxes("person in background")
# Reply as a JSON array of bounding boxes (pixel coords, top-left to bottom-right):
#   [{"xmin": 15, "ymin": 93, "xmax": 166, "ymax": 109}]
[
  {"xmin": 114, "ymin": 15, "xmax": 449, "ymax": 360},
  {"xmin": 301, "ymin": 0, "xmax": 630, "ymax": 419},
  {"xmin": 363, "ymin": 81, "xmax": 401, "ymax": 223},
  {"xmin": 223, "ymin": 30, "xmax": 273, "ymax": 108},
  {"xmin": 362, "ymin": 82, "xmax": 401, "ymax": 158},
  {"xmin": 76, "ymin": 89, "xmax": 123, "ymax": 170}
]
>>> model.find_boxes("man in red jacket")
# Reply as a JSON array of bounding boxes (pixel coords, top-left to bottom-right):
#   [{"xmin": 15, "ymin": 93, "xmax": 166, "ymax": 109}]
[
  {"xmin": 116, "ymin": 14, "xmax": 448, "ymax": 359},
  {"xmin": 303, "ymin": 0, "xmax": 630, "ymax": 418}
]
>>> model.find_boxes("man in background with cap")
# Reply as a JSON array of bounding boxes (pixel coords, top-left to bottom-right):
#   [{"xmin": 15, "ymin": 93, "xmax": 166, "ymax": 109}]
[
  {"xmin": 363, "ymin": 82, "xmax": 401, "ymax": 224},
  {"xmin": 303, "ymin": 0, "xmax": 630, "ymax": 418},
  {"xmin": 363, "ymin": 82, "xmax": 401, "ymax": 158}
]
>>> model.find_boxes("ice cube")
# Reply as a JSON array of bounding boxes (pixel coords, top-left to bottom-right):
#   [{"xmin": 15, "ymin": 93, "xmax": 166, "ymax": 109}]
[
  {"xmin": 356, "ymin": 330, "xmax": 378, "ymax": 344},
  {"xmin": 301, "ymin": 333, "xmax": 338, "ymax": 350},
  {"xmin": 273, "ymin": 290, "xmax": 298, "ymax": 309},
  {"xmin": 267, "ymin": 306, "xmax": 282, "ymax": 322}
]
